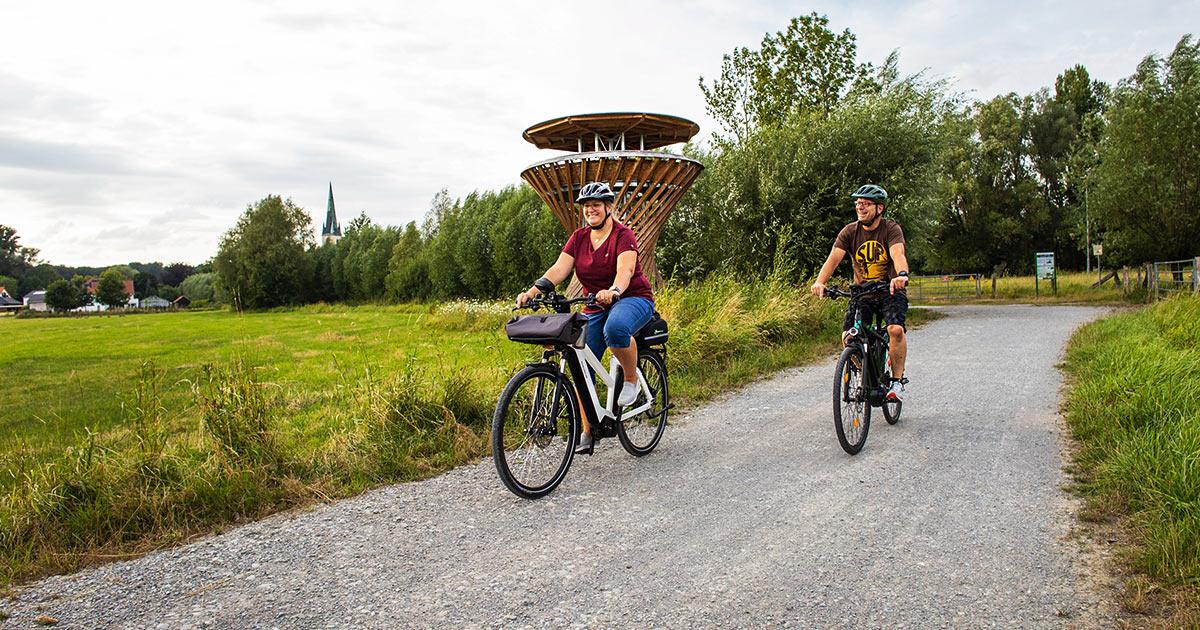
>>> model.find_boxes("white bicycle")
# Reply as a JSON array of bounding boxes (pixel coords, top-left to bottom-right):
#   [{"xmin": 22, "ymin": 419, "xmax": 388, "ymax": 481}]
[{"xmin": 491, "ymin": 289, "xmax": 670, "ymax": 499}]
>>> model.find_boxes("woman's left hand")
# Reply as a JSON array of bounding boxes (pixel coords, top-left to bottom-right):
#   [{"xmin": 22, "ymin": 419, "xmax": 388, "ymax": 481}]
[{"xmin": 595, "ymin": 289, "xmax": 618, "ymax": 306}]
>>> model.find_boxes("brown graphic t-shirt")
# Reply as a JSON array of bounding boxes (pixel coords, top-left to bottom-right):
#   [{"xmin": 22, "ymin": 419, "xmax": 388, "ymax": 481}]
[{"xmin": 833, "ymin": 219, "xmax": 906, "ymax": 291}]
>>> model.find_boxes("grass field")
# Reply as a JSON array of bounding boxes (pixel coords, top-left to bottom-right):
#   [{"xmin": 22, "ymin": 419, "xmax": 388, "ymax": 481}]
[
  {"xmin": 2, "ymin": 304, "xmax": 524, "ymax": 480},
  {"xmin": 1062, "ymin": 294, "xmax": 1200, "ymax": 625},
  {"xmin": 908, "ymin": 270, "xmax": 1143, "ymax": 304},
  {"xmin": 1, "ymin": 276, "xmax": 942, "ymax": 587}
]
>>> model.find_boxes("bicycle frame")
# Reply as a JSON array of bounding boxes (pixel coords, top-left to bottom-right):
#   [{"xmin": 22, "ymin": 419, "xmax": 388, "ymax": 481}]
[
  {"xmin": 841, "ymin": 288, "xmax": 892, "ymax": 407},
  {"xmin": 554, "ymin": 339, "xmax": 654, "ymax": 434},
  {"xmin": 516, "ymin": 293, "xmax": 655, "ymax": 433}
]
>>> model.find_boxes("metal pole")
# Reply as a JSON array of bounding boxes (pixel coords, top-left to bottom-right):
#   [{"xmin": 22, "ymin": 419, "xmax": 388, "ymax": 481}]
[
  {"xmin": 1193, "ymin": 257, "xmax": 1199, "ymax": 294},
  {"xmin": 1085, "ymin": 186, "xmax": 1091, "ymax": 274},
  {"xmin": 1147, "ymin": 262, "xmax": 1156, "ymax": 301}
]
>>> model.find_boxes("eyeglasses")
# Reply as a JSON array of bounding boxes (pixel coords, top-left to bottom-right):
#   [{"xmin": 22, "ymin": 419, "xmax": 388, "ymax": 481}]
[{"xmin": 854, "ymin": 200, "xmax": 876, "ymax": 208}]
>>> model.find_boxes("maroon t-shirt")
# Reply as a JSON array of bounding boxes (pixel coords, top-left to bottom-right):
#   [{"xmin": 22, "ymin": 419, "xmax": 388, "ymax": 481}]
[{"xmin": 562, "ymin": 220, "xmax": 654, "ymax": 313}]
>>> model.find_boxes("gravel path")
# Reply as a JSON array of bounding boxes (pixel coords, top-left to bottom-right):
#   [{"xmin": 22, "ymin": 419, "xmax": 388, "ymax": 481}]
[{"xmin": 3, "ymin": 304, "xmax": 1110, "ymax": 629}]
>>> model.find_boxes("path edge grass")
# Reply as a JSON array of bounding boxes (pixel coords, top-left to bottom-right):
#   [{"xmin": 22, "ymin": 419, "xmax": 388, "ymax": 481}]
[{"xmin": 1060, "ymin": 296, "xmax": 1200, "ymax": 627}]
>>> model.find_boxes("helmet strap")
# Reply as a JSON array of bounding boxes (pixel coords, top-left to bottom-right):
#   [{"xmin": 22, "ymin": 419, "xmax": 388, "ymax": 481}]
[{"xmin": 589, "ymin": 212, "xmax": 612, "ymax": 231}]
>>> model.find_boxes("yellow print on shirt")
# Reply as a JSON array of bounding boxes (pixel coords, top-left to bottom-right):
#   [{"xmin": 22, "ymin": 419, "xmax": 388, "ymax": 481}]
[{"xmin": 855, "ymin": 240, "xmax": 890, "ymax": 282}]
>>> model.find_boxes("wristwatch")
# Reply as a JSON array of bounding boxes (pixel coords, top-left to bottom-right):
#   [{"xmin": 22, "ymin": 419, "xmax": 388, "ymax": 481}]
[
  {"xmin": 608, "ymin": 286, "xmax": 623, "ymax": 296},
  {"xmin": 897, "ymin": 271, "xmax": 909, "ymax": 277}
]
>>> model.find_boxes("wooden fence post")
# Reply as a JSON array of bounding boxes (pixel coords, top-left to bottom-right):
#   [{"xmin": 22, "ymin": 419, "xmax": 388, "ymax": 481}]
[
  {"xmin": 1122, "ymin": 267, "xmax": 1129, "ymax": 294},
  {"xmin": 991, "ymin": 273, "xmax": 997, "ymax": 298},
  {"xmin": 1146, "ymin": 262, "xmax": 1156, "ymax": 302},
  {"xmin": 1193, "ymin": 257, "xmax": 1199, "ymax": 294},
  {"xmin": 975, "ymin": 274, "xmax": 981, "ymax": 297}
]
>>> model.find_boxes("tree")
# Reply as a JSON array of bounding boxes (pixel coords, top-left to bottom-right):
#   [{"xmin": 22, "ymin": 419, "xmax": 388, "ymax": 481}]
[
  {"xmin": 128, "ymin": 261, "xmax": 164, "ymax": 280},
  {"xmin": 699, "ymin": 13, "xmax": 869, "ymax": 144},
  {"xmin": 160, "ymin": 263, "xmax": 195, "ymax": 287},
  {"xmin": 96, "ymin": 268, "xmax": 129, "ymax": 308},
  {"xmin": 0, "ymin": 225, "xmax": 39, "ymax": 279},
  {"xmin": 179, "ymin": 272, "xmax": 224, "ymax": 304},
  {"xmin": 1025, "ymin": 65, "xmax": 1109, "ymax": 269},
  {"xmin": 69, "ymin": 274, "xmax": 94, "ymax": 309},
  {"xmin": 489, "ymin": 185, "xmax": 562, "ymax": 296},
  {"xmin": 133, "ymin": 271, "xmax": 159, "ymax": 299},
  {"xmin": 157, "ymin": 285, "xmax": 181, "ymax": 301},
  {"xmin": 20, "ymin": 264, "xmax": 63, "ymax": 295},
  {"xmin": 106, "ymin": 264, "xmax": 138, "ymax": 280},
  {"xmin": 44, "ymin": 279, "xmax": 85, "ymax": 312},
  {"xmin": 665, "ymin": 69, "xmax": 962, "ymax": 281},
  {"xmin": 1092, "ymin": 35, "xmax": 1200, "ymax": 264},
  {"xmin": 309, "ymin": 242, "xmax": 338, "ymax": 303},
  {"xmin": 0, "ymin": 274, "xmax": 18, "ymax": 296},
  {"xmin": 214, "ymin": 195, "xmax": 315, "ymax": 309},
  {"xmin": 385, "ymin": 222, "xmax": 430, "ymax": 301}
]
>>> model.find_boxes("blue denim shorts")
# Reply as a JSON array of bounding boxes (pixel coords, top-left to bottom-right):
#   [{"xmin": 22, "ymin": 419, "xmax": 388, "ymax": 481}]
[{"xmin": 584, "ymin": 297, "xmax": 655, "ymax": 360}]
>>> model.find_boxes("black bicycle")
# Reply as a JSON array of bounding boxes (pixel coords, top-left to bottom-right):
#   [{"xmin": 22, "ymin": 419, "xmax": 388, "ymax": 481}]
[
  {"xmin": 491, "ymin": 289, "xmax": 670, "ymax": 499},
  {"xmin": 823, "ymin": 281, "xmax": 904, "ymax": 454}
]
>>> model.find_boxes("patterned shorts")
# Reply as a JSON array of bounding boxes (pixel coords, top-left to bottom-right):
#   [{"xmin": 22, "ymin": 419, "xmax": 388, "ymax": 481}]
[{"xmin": 842, "ymin": 292, "xmax": 908, "ymax": 331}]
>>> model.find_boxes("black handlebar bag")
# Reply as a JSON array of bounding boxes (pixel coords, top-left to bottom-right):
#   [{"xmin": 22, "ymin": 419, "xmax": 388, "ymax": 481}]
[{"xmin": 505, "ymin": 312, "xmax": 587, "ymax": 346}]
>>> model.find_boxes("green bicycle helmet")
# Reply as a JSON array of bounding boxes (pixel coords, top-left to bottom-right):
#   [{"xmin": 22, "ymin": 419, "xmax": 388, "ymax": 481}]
[{"xmin": 850, "ymin": 184, "xmax": 888, "ymax": 203}]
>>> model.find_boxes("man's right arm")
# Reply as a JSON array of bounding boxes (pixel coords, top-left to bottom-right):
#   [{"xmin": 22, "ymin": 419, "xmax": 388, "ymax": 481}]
[{"xmin": 810, "ymin": 246, "xmax": 847, "ymax": 297}]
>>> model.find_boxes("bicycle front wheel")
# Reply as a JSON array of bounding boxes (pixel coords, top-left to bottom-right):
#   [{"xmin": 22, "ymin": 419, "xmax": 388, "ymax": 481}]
[
  {"xmin": 833, "ymin": 345, "xmax": 871, "ymax": 455},
  {"xmin": 882, "ymin": 368, "xmax": 902, "ymax": 425},
  {"xmin": 617, "ymin": 350, "xmax": 669, "ymax": 456},
  {"xmin": 491, "ymin": 366, "xmax": 580, "ymax": 499}
]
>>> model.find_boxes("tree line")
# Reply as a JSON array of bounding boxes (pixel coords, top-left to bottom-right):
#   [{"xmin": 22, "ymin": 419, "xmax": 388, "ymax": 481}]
[
  {"xmin": 212, "ymin": 187, "xmax": 563, "ymax": 309},
  {"xmin": 6, "ymin": 16, "xmax": 1194, "ymax": 310},
  {"xmin": 0, "ymin": 227, "xmax": 211, "ymax": 310},
  {"xmin": 213, "ymin": 17, "xmax": 1195, "ymax": 309}
]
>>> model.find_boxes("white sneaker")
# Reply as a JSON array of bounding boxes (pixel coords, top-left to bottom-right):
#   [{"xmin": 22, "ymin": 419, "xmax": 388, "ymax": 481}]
[
  {"xmin": 617, "ymin": 381, "xmax": 639, "ymax": 406},
  {"xmin": 886, "ymin": 380, "xmax": 904, "ymax": 402}
]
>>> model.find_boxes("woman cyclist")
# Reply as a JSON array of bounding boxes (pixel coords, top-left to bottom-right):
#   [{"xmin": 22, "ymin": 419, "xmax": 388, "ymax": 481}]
[{"xmin": 515, "ymin": 182, "xmax": 656, "ymax": 453}]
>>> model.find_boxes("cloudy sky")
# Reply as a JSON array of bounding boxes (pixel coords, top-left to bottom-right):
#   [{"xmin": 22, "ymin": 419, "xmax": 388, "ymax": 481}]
[{"xmin": 1, "ymin": 1, "xmax": 1195, "ymax": 267}]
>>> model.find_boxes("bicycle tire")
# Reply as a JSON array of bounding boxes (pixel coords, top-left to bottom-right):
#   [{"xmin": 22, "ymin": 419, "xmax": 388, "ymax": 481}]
[
  {"xmin": 833, "ymin": 345, "xmax": 871, "ymax": 455},
  {"xmin": 617, "ymin": 351, "xmax": 669, "ymax": 456},
  {"xmin": 882, "ymin": 369, "xmax": 903, "ymax": 425},
  {"xmin": 491, "ymin": 365, "xmax": 579, "ymax": 498}
]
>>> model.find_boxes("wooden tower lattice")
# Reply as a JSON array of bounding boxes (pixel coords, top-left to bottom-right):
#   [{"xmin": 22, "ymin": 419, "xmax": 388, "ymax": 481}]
[{"xmin": 520, "ymin": 112, "xmax": 703, "ymax": 292}]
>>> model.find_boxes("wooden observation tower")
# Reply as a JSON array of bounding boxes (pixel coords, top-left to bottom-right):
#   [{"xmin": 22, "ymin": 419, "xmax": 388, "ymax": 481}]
[{"xmin": 520, "ymin": 112, "xmax": 703, "ymax": 289}]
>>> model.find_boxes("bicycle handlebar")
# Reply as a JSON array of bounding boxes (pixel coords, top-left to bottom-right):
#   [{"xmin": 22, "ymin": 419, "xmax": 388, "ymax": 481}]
[
  {"xmin": 823, "ymin": 280, "xmax": 891, "ymax": 300},
  {"xmin": 513, "ymin": 292, "xmax": 597, "ymax": 312}
]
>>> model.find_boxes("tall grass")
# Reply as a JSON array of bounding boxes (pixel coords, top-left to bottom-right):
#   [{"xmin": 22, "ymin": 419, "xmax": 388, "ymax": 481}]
[
  {"xmin": 908, "ymin": 270, "xmax": 1142, "ymax": 304},
  {"xmin": 1063, "ymin": 294, "xmax": 1200, "ymax": 619},
  {"xmin": 1, "ymin": 276, "xmax": 932, "ymax": 587}
]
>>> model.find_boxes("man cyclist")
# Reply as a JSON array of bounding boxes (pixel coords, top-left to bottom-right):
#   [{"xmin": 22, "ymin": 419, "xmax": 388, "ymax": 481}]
[{"xmin": 810, "ymin": 184, "xmax": 910, "ymax": 401}]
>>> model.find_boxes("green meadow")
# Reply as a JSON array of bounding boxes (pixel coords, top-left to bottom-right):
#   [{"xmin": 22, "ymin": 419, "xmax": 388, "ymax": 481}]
[
  {"xmin": 3, "ymin": 304, "xmax": 524, "ymax": 475},
  {"xmin": 909, "ymin": 270, "xmax": 1142, "ymax": 304},
  {"xmin": 3, "ymin": 276, "xmax": 939, "ymax": 586}
]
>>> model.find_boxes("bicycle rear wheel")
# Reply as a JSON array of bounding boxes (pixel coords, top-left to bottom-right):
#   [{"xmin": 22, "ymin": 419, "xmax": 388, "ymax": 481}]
[
  {"xmin": 833, "ymin": 345, "xmax": 871, "ymax": 455},
  {"xmin": 491, "ymin": 366, "xmax": 579, "ymax": 498},
  {"xmin": 617, "ymin": 351, "xmax": 668, "ymax": 456}
]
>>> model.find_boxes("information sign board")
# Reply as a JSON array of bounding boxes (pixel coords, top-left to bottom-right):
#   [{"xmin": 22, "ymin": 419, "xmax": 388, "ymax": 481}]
[{"xmin": 1036, "ymin": 252, "xmax": 1055, "ymax": 279}]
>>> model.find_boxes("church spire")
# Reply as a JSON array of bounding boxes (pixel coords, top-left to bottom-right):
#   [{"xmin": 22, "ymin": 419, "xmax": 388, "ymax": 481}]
[{"xmin": 321, "ymin": 182, "xmax": 342, "ymax": 244}]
